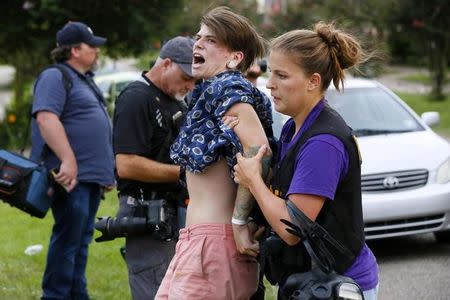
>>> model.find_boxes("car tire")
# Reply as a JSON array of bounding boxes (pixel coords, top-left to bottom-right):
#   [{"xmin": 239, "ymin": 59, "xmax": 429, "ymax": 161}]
[{"xmin": 434, "ymin": 231, "xmax": 450, "ymax": 243}]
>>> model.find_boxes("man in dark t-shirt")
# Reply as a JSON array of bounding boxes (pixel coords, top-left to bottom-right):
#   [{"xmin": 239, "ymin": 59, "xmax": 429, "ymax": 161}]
[{"xmin": 112, "ymin": 36, "xmax": 196, "ymax": 300}]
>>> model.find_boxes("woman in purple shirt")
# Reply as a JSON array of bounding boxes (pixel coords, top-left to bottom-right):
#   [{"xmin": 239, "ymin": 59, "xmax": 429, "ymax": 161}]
[{"xmin": 233, "ymin": 22, "xmax": 379, "ymax": 299}]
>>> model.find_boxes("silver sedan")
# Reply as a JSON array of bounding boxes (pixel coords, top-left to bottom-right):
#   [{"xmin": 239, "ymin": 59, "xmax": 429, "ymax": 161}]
[{"xmin": 259, "ymin": 77, "xmax": 450, "ymax": 242}]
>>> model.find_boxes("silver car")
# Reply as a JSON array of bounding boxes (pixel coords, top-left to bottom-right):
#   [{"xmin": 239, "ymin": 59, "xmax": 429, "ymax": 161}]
[
  {"xmin": 259, "ymin": 77, "xmax": 450, "ymax": 241},
  {"xmin": 94, "ymin": 71, "xmax": 141, "ymax": 115}
]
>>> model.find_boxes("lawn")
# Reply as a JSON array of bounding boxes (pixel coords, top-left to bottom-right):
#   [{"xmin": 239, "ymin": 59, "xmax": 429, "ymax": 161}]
[
  {"xmin": 0, "ymin": 191, "xmax": 279, "ymax": 299},
  {"xmin": 0, "ymin": 191, "xmax": 130, "ymax": 300},
  {"xmin": 401, "ymin": 73, "xmax": 450, "ymax": 85},
  {"xmin": 396, "ymin": 92, "xmax": 450, "ymax": 136}
]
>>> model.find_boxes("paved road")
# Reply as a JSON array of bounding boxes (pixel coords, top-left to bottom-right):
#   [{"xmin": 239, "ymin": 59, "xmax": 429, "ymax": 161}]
[
  {"xmin": 369, "ymin": 234, "xmax": 450, "ymax": 300},
  {"xmin": 374, "ymin": 66, "xmax": 450, "ymax": 95}
]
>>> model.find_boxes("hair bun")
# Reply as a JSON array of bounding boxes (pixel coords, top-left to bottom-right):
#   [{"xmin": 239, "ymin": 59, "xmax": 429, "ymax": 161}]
[
  {"xmin": 315, "ymin": 23, "xmax": 337, "ymax": 48},
  {"xmin": 270, "ymin": 22, "xmax": 367, "ymax": 92},
  {"xmin": 315, "ymin": 22, "xmax": 359, "ymax": 70}
]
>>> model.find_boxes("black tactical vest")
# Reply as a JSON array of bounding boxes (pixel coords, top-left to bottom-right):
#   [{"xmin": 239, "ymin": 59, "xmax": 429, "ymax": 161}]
[{"xmin": 267, "ymin": 104, "xmax": 365, "ymax": 279}]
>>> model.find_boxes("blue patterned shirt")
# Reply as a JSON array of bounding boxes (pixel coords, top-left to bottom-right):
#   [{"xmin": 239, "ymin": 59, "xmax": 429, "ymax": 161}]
[{"xmin": 170, "ymin": 71, "xmax": 273, "ymax": 173}]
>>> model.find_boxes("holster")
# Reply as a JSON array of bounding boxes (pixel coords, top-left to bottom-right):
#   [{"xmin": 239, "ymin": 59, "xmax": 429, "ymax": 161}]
[{"xmin": 263, "ymin": 233, "xmax": 311, "ymax": 285}]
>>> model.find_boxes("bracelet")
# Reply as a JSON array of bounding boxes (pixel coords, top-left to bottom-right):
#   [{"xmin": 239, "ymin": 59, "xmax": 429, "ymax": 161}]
[{"xmin": 231, "ymin": 217, "xmax": 248, "ymax": 225}]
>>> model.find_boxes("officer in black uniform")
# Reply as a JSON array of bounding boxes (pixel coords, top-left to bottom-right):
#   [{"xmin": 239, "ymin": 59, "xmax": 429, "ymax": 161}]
[{"xmin": 112, "ymin": 36, "xmax": 196, "ymax": 300}]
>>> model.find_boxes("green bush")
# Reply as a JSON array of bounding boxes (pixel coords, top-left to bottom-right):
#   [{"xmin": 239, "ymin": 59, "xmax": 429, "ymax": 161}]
[{"xmin": 2, "ymin": 83, "xmax": 33, "ymax": 151}]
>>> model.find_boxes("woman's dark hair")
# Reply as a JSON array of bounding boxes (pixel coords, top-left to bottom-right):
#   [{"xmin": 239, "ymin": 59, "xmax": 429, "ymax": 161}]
[
  {"xmin": 51, "ymin": 44, "xmax": 80, "ymax": 63},
  {"xmin": 201, "ymin": 6, "xmax": 266, "ymax": 72},
  {"xmin": 270, "ymin": 22, "xmax": 369, "ymax": 91}
]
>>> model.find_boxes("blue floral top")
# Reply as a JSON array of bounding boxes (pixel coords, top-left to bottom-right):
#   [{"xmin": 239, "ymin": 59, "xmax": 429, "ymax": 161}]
[{"xmin": 170, "ymin": 71, "xmax": 273, "ymax": 173}]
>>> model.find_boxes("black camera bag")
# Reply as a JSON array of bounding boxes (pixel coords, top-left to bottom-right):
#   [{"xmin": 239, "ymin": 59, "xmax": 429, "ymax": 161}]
[
  {"xmin": 0, "ymin": 65, "xmax": 73, "ymax": 218},
  {"xmin": 0, "ymin": 150, "xmax": 51, "ymax": 218}
]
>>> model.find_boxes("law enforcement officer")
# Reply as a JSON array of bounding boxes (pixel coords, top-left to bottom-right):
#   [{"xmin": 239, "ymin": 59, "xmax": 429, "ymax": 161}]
[{"xmin": 112, "ymin": 36, "xmax": 196, "ymax": 299}]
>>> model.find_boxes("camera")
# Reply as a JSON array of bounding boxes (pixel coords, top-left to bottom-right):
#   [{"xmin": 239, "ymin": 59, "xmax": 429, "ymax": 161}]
[{"xmin": 94, "ymin": 199, "xmax": 176, "ymax": 242}]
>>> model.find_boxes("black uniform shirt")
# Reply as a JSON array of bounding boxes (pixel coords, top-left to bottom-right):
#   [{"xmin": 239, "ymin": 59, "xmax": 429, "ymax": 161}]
[{"xmin": 113, "ymin": 72, "xmax": 186, "ymax": 196}]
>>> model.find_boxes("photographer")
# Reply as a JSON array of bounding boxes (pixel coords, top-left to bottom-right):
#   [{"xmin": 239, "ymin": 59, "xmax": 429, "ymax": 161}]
[
  {"xmin": 106, "ymin": 36, "xmax": 196, "ymax": 300},
  {"xmin": 31, "ymin": 22, "xmax": 115, "ymax": 300}
]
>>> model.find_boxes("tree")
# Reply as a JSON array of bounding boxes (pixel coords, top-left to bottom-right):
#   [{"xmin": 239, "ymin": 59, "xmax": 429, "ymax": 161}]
[
  {"xmin": 0, "ymin": 0, "xmax": 183, "ymax": 149},
  {"xmin": 166, "ymin": 0, "xmax": 261, "ymax": 38},
  {"xmin": 258, "ymin": 0, "xmax": 324, "ymax": 37},
  {"xmin": 387, "ymin": 0, "xmax": 449, "ymax": 100},
  {"xmin": 422, "ymin": 1, "xmax": 449, "ymax": 100}
]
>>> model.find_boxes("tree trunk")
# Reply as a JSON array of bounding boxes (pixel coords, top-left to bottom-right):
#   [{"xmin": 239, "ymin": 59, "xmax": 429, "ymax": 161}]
[
  {"xmin": 429, "ymin": 30, "xmax": 448, "ymax": 101},
  {"xmin": 428, "ymin": 3, "xmax": 449, "ymax": 101}
]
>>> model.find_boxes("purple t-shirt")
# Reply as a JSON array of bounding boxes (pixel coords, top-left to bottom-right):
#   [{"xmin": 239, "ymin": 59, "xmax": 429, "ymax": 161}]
[{"xmin": 279, "ymin": 99, "xmax": 379, "ymax": 290}]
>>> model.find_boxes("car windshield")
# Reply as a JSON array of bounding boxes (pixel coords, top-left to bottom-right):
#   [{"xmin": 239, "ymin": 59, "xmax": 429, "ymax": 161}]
[{"xmin": 326, "ymin": 87, "xmax": 424, "ymax": 137}]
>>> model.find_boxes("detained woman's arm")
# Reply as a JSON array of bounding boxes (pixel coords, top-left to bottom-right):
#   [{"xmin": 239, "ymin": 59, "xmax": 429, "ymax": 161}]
[
  {"xmin": 234, "ymin": 145, "xmax": 325, "ymax": 245},
  {"xmin": 225, "ymin": 103, "xmax": 271, "ymax": 256}
]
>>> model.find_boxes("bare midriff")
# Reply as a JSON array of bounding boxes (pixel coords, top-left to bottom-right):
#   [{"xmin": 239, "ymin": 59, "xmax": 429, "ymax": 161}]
[{"xmin": 185, "ymin": 157, "xmax": 237, "ymax": 226}]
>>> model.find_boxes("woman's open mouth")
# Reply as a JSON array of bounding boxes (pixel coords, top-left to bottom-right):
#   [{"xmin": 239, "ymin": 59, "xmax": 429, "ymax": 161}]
[{"xmin": 193, "ymin": 53, "xmax": 205, "ymax": 66}]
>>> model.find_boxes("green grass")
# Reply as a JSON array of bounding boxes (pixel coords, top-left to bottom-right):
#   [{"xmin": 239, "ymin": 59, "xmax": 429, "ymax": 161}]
[
  {"xmin": 0, "ymin": 192, "xmax": 279, "ymax": 299},
  {"xmin": 0, "ymin": 191, "xmax": 130, "ymax": 300},
  {"xmin": 396, "ymin": 92, "xmax": 450, "ymax": 136},
  {"xmin": 401, "ymin": 72, "xmax": 450, "ymax": 85}
]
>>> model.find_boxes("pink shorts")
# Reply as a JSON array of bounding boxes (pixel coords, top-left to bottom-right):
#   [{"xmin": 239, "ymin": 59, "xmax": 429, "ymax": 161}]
[{"xmin": 155, "ymin": 223, "xmax": 259, "ymax": 300}]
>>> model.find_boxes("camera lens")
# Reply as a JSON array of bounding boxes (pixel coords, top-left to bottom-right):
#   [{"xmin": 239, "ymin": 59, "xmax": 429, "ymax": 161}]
[{"xmin": 94, "ymin": 216, "xmax": 148, "ymax": 242}]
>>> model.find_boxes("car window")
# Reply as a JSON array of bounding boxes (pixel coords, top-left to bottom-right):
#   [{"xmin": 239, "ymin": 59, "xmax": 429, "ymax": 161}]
[{"xmin": 326, "ymin": 87, "xmax": 424, "ymax": 136}]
